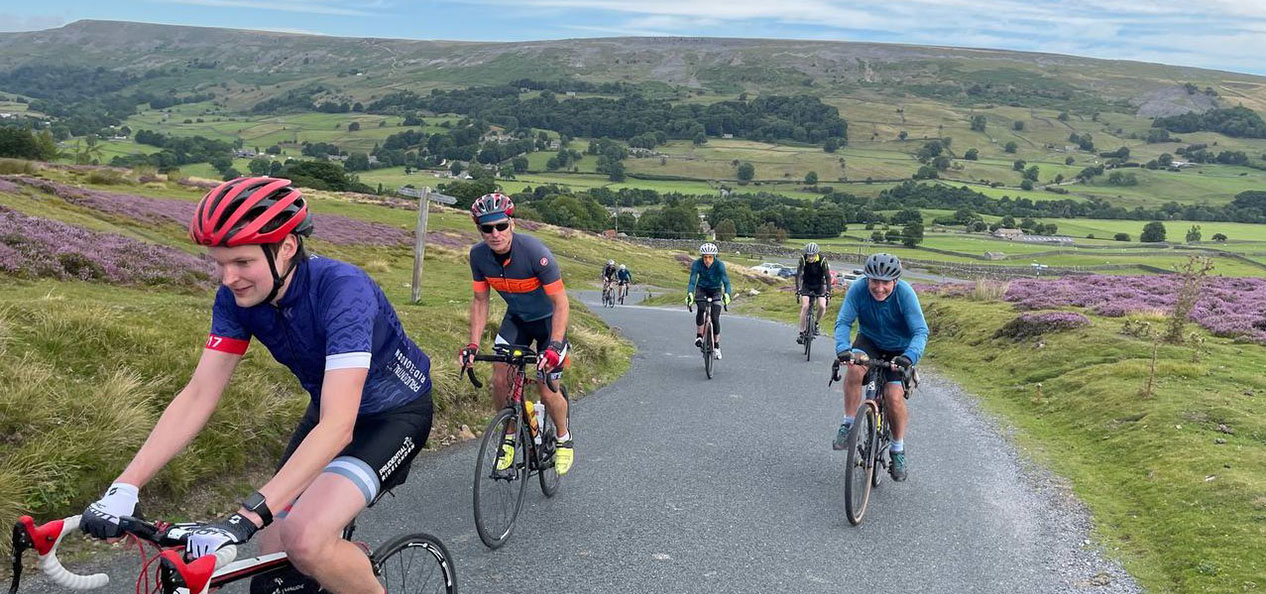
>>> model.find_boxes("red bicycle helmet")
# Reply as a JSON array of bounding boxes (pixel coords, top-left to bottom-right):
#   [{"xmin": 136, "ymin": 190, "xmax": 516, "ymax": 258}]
[
  {"xmin": 190, "ymin": 177, "xmax": 313, "ymax": 247},
  {"xmin": 470, "ymin": 192, "xmax": 515, "ymax": 223}
]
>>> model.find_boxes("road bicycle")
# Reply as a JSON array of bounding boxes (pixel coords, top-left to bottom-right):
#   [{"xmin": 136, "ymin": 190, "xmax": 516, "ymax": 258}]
[
  {"xmin": 687, "ymin": 295, "xmax": 725, "ymax": 379},
  {"xmin": 828, "ymin": 353, "xmax": 916, "ymax": 526},
  {"xmin": 601, "ymin": 282, "xmax": 615, "ymax": 308},
  {"xmin": 461, "ymin": 344, "xmax": 570, "ymax": 549},
  {"xmin": 797, "ymin": 292, "xmax": 829, "ymax": 362},
  {"xmin": 617, "ymin": 281, "xmax": 629, "ymax": 305},
  {"xmin": 10, "ymin": 491, "xmax": 456, "ymax": 594}
]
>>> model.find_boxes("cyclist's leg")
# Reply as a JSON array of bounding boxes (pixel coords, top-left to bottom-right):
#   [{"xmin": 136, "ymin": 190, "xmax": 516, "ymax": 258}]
[
  {"xmin": 797, "ymin": 294, "xmax": 811, "ymax": 333},
  {"xmin": 886, "ymin": 374, "xmax": 906, "ymax": 440},
  {"xmin": 844, "ymin": 335, "xmax": 884, "ymax": 418},
  {"xmin": 814, "ymin": 294, "xmax": 827, "ymax": 324},
  {"xmin": 527, "ymin": 317, "xmax": 569, "ymax": 439},
  {"xmin": 283, "ymin": 397, "xmax": 431, "ymax": 593},
  {"xmin": 255, "ymin": 403, "xmax": 320, "ymax": 556},
  {"xmin": 707, "ymin": 289, "xmax": 722, "ymax": 347},
  {"xmin": 694, "ymin": 290, "xmax": 707, "ymax": 341}
]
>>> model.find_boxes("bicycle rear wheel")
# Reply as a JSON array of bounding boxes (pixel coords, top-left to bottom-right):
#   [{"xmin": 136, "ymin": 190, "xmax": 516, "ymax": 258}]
[
  {"xmin": 843, "ymin": 402, "xmax": 878, "ymax": 526},
  {"xmin": 473, "ymin": 407, "xmax": 528, "ymax": 549},
  {"xmin": 372, "ymin": 532, "xmax": 458, "ymax": 594},
  {"xmin": 804, "ymin": 328, "xmax": 813, "ymax": 361},
  {"xmin": 539, "ymin": 385, "xmax": 570, "ymax": 497}
]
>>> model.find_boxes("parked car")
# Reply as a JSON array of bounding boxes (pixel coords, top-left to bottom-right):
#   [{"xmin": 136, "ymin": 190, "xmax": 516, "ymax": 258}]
[
  {"xmin": 777, "ymin": 267, "xmax": 796, "ymax": 278},
  {"xmin": 833, "ymin": 269, "xmax": 863, "ymax": 287},
  {"xmin": 752, "ymin": 262, "xmax": 784, "ymax": 275}
]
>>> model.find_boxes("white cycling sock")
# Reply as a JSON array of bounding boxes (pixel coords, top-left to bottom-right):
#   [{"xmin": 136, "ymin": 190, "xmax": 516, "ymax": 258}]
[
  {"xmin": 557, "ymin": 431, "xmax": 571, "ymax": 442},
  {"xmin": 843, "ymin": 416, "xmax": 854, "ymax": 427},
  {"xmin": 891, "ymin": 440, "xmax": 904, "ymax": 453}
]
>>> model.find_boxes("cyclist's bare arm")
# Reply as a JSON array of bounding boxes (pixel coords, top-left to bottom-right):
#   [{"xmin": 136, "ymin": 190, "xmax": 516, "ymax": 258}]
[
  {"xmin": 547, "ymin": 291, "xmax": 570, "ymax": 344},
  {"xmin": 115, "ymin": 349, "xmax": 241, "ymax": 487},
  {"xmin": 251, "ymin": 368, "xmax": 367, "ymax": 520},
  {"xmin": 469, "ymin": 289, "xmax": 491, "ymax": 346}
]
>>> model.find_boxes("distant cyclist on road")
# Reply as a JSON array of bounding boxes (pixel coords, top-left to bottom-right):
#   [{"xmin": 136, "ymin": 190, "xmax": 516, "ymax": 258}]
[
  {"xmin": 601, "ymin": 259, "xmax": 617, "ymax": 294},
  {"xmin": 615, "ymin": 263, "xmax": 633, "ymax": 303},
  {"xmin": 832, "ymin": 253, "xmax": 928, "ymax": 482},
  {"xmin": 795, "ymin": 242, "xmax": 832, "ymax": 344},
  {"xmin": 686, "ymin": 243, "xmax": 732, "ymax": 359},
  {"xmin": 461, "ymin": 192, "xmax": 574, "ymax": 476}
]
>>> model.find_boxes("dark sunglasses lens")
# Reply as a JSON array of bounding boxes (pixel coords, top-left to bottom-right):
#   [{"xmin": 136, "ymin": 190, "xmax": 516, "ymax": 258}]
[{"xmin": 481, "ymin": 222, "xmax": 509, "ymax": 233}]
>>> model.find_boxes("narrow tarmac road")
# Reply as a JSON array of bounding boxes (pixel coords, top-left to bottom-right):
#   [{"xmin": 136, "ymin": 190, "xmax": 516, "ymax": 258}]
[{"xmin": 16, "ymin": 294, "xmax": 1140, "ymax": 593}]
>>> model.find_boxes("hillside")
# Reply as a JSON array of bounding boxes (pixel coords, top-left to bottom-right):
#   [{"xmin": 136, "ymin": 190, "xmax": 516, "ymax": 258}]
[{"xmin": 3, "ymin": 20, "xmax": 1266, "ymax": 114}]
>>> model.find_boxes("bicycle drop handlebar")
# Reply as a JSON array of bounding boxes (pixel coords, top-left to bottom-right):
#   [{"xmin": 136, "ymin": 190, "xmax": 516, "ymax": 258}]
[
  {"xmin": 828, "ymin": 354, "xmax": 910, "ymax": 386},
  {"xmin": 686, "ymin": 295, "xmax": 727, "ymax": 313},
  {"xmin": 11, "ymin": 514, "xmax": 237, "ymax": 593},
  {"xmin": 461, "ymin": 346, "xmax": 561, "ymax": 393}
]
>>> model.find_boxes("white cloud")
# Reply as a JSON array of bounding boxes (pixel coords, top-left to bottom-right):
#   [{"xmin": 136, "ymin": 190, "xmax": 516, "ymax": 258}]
[
  {"xmin": 152, "ymin": 0, "xmax": 384, "ymax": 17},
  {"xmin": 0, "ymin": 13, "xmax": 65, "ymax": 32},
  {"xmin": 452, "ymin": 0, "xmax": 1266, "ymax": 73}
]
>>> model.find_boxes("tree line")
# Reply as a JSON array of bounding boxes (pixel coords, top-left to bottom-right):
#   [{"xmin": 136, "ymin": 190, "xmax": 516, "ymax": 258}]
[{"xmin": 365, "ymin": 87, "xmax": 848, "ymax": 147}]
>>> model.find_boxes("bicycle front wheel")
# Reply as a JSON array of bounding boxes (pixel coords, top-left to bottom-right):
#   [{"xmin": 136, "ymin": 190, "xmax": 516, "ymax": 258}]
[
  {"xmin": 843, "ymin": 402, "xmax": 878, "ymax": 526},
  {"xmin": 703, "ymin": 319, "xmax": 714, "ymax": 379},
  {"xmin": 373, "ymin": 532, "xmax": 458, "ymax": 594},
  {"xmin": 473, "ymin": 407, "xmax": 528, "ymax": 549},
  {"xmin": 539, "ymin": 385, "xmax": 570, "ymax": 497}
]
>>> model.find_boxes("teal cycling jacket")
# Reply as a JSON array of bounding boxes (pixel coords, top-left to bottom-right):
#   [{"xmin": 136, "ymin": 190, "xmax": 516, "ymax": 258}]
[
  {"xmin": 833, "ymin": 278, "xmax": 929, "ymax": 364},
  {"xmin": 687, "ymin": 258, "xmax": 732, "ymax": 295}
]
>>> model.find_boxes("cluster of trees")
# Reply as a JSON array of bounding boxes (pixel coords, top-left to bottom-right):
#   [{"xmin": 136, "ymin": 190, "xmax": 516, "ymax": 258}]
[
  {"xmin": 1068, "ymin": 132, "xmax": 1095, "ymax": 151},
  {"xmin": 588, "ymin": 138, "xmax": 628, "ymax": 181},
  {"xmin": 0, "ymin": 65, "xmax": 149, "ymax": 137},
  {"xmin": 0, "ymin": 127, "xmax": 59, "ymax": 161},
  {"xmin": 707, "ymin": 194, "xmax": 848, "ymax": 238},
  {"xmin": 148, "ymin": 93, "xmax": 215, "ymax": 110},
  {"xmin": 365, "ymin": 87, "xmax": 848, "ymax": 147},
  {"xmin": 835, "ymin": 181, "xmax": 1266, "ymax": 224},
  {"xmin": 252, "ymin": 86, "xmax": 338, "ymax": 114},
  {"xmin": 1153, "ymin": 106, "xmax": 1266, "ymax": 138},
  {"xmin": 111, "ymin": 129, "xmax": 237, "ymax": 169},
  {"xmin": 1180, "ymin": 147, "xmax": 1249, "ymax": 165}
]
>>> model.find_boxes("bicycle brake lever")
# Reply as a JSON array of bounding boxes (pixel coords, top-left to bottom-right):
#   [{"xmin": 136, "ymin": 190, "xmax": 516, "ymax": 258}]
[{"xmin": 10, "ymin": 521, "xmax": 29, "ymax": 594}]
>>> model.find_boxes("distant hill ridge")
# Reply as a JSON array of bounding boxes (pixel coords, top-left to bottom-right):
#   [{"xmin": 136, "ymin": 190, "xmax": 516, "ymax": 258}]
[{"xmin": 2, "ymin": 19, "xmax": 1265, "ymax": 116}]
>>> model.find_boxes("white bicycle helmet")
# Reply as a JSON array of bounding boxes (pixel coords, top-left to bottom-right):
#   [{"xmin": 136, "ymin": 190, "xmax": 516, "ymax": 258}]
[
  {"xmin": 803, "ymin": 242, "xmax": 820, "ymax": 255},
  {"xmin": 699, "ymin": 243, "xmax": 719, "ymax": 255}
]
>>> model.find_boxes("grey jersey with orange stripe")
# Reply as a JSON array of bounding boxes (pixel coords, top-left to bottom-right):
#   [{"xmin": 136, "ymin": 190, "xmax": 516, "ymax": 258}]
[{"xmin": 470, "ymin": 233, "xmax": 564, "ymax": 321}]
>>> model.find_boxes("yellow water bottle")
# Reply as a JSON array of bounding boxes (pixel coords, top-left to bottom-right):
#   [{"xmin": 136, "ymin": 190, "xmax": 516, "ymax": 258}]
[{"xmin": 525, "ymin": 400, "xmax": 539, "ymax": 438}]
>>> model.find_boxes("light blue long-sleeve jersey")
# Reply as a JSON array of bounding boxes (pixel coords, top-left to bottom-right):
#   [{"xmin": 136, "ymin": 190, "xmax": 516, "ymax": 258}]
[
  {"xmin": 834, "ymin": 278, "xmax": 929, "ymax": 364},
  {"xmin": 687, "ymin": 258, "xmax": 732, "ymax": 295}
]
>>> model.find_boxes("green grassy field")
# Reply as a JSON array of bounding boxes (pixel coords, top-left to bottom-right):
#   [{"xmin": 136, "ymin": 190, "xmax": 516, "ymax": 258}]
[
  {"xmin": 1, "ymin": 165, "xmax": 733, "ymax": 540},
  {"xmin": 920, "ymin": 297, "xmax": 1266, "ymax": 594}
]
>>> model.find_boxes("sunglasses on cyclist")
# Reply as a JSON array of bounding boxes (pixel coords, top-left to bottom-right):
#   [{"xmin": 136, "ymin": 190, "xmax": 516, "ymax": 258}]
[{"xmin": 479, "ymin": 221, "xmax": 511, "ymax": 234}]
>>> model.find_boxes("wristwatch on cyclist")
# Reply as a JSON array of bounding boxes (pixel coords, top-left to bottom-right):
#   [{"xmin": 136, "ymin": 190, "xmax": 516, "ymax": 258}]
[{"xmin": 242, "ymin": 491, "xmax": 273, "ymax": 527}]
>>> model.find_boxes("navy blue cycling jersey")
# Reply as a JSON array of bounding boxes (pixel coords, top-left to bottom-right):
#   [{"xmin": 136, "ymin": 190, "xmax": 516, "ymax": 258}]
[
  {"xmin": 207, "ymin": 255, "xmax": 431, "ymax": 415},
  {"xmin": 470, "ymin": 233, "xmax": 564, "ymax": 322}
]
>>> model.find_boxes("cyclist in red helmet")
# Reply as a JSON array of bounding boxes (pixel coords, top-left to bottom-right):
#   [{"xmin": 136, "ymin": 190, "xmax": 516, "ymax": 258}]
[
  {"xmin": 82, "ymin": 177, "xmax": 435, "ymax": 593},
  {"xmin": 460, "ymin": 192, "xmax": 575, "ymax": 475}
]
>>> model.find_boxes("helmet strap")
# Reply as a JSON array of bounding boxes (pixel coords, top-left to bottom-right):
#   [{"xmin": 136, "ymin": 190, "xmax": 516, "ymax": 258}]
[{"xmin": 261, "ymin": 236, "xmax": 303, "ymax": 305}]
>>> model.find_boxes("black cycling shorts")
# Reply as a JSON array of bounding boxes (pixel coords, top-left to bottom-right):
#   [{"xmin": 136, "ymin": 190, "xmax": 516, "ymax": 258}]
[
  {"xmin": 496, "ymin": 313, "xmax": 566, "ymax": 381},
  {"xmin": 800, "ymin": 284, "xmax": 828, "ymax": 298},
  {"xmin": 693, "ymin": 287, "xmax": 723, "ymax": 333},
  {"xmin": 851, "ymin": 334, "xmax": 912, "ymax": 387},
  {"xmin": 277, "ymin": 393, "xmax": 432, "ymax": 507}
]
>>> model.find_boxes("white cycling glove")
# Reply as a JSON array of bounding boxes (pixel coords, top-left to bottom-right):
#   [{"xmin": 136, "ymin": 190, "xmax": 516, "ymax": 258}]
[{"xmin": 81, "ymin": 482, "xmax": 139, "ymax": 539}]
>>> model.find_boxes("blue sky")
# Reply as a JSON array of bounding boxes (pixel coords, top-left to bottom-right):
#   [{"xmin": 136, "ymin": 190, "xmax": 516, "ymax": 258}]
[{"xmin": 4, "ymin": 0, "xmax": 1266, "ymax": 76}]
